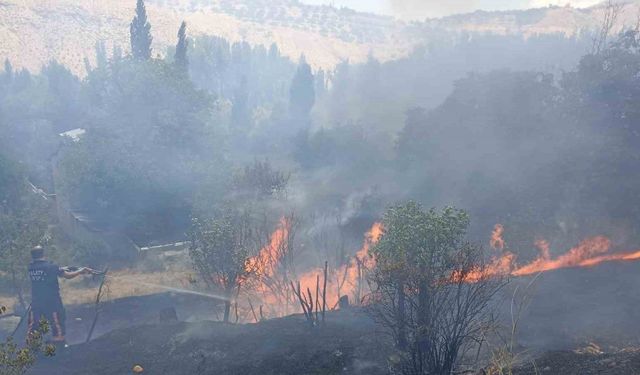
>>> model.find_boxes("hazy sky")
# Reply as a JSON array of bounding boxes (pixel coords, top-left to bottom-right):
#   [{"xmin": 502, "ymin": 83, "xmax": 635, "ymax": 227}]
[{"xmin": 300, "ymin": 0, "xmax": 601, "ymax": 18}]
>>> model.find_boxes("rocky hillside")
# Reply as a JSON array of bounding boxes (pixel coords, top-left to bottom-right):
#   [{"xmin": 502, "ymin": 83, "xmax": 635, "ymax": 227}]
[{"xmin": 0, "ymin": 0, "xmax": 639, "ymax": 74}]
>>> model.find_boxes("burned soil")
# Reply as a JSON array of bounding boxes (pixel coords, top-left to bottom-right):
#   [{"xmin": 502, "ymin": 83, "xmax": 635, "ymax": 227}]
[
  {"xmin": 10, "ymin": 261, "xmax": 640, "ymax": 375},
  {"xmin": 28, "ymin": 309, "xmax": 391, "ymax": 375},
  {"xmin": 513, "ymin": 349, "xmax": 640, "ymax": 375},
  {"xmin": 0, "ymin": 292, "xmax": 219, "ymax": 345}
]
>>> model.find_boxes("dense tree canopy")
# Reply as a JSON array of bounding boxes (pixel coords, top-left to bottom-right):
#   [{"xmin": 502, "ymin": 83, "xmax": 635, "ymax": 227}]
[{"xmin": 57, "ymin": 58, "xmax": 227, "ymax": 244}]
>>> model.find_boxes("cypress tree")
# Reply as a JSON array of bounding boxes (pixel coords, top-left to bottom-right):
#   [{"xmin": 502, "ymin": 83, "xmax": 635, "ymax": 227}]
[
  {"xmin": 315, "ymin": 68, "xmax": 326, "ymax": 98},
  {"xmin": 95, "ymin": 41, "xmax": 108, "ymax": 69},
  {"xmin": 3, "ymin": 59, "xmax": 13, "ymax": 80},
  {"xmin": 174, "ymin": 21, "xmax": 189, "ymax": 70},
  {"xmin": 113, "ymin": 44, "xmax": 123, "ymax": 62},
  {"xmin": 289, "ymin": 55, "xmax": 315, "ymax": 122},
  {"xmin": 231, "ymin": 76, "xmax": 250, "ymax": 131},
  {"xmin": 130, "ymin": 0, "xmax": 152, "ymax": 61}
]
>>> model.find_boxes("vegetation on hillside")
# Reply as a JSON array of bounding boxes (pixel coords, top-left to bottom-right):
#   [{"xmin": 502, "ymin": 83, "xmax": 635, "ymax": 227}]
[{"xmin": 1, "ymin": 1, "xmax": 640, "ymax": 372}]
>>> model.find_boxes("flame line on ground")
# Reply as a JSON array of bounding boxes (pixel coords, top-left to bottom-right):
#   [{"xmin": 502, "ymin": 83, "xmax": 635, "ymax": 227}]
[{"xmin": 467, "ymin": 226, "xmax": 640, "ymax": 282}]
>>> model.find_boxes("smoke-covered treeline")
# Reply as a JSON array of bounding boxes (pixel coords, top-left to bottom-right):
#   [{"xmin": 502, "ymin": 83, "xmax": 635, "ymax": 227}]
[
  {"xmin": 396, "ymin": 29, "xmax": 640, "ymax": 252},
  {"xmin": 0, "ymin": 17, "xmax": 635, "ymax": 261}
]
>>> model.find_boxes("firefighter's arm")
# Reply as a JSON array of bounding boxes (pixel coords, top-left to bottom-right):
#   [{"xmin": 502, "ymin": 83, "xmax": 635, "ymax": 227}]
[{"xmin": 61, "ymin": 267, "xmax": 92, "ymax": 279}]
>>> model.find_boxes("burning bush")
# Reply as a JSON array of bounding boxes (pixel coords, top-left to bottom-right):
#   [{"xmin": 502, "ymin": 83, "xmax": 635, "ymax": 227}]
[
  {"xmin": 244, "ymin": 213, "xmax": 301, "ymax": 317},
  {"xmin": 244, "ymin": 216, "xmax": 382, "ymax": 319},
  {"xmin": 188, "ymin": 209, "xmax": 261, "ymax": 323}
]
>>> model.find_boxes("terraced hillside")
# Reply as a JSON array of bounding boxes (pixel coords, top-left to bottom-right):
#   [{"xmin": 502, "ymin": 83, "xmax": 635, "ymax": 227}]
[
  {"xmin": 0, "ymin": 0, "xmax": 639, "ymax": 75},
  {"xmin": 0, "ymin": 0, "xmax": 412, "ymax": 74}
]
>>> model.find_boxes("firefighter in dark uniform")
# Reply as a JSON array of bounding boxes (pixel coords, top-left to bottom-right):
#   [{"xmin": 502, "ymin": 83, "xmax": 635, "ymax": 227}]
[{"xmin": 27, "ymin": 246, "xmax": 94, "ymax": 346}]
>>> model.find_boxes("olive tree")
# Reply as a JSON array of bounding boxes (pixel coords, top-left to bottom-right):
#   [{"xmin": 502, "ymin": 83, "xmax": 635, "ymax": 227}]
[
  {"xmin": 0, "ymin": 157, "xmax": 49, "ymax": 312},
  {"xmin": 188, "ymin": 209, "xmax": 258, "ymax": 323},
  {"xmin": 0, "ymin": 210, "xmax": 47, "ymax": 312},
  {"xmin": 369, "ymin": 202, "xmax": 506, "ymax": 375}
]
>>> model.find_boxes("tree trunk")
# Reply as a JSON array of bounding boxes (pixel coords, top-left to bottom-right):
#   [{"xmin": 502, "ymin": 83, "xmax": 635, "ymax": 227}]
[
  {"xmin": 417, "ymin": 280, "xmax": 430, "ymax": 373},
  {"xmin": 11, "ymin": 269, "xmax": 26, "ymax": 312},
  {"xmin": 397, "ymin": 280, "xmax": 407, "ymax": 350},
  {"xmin": 223, "ymin": 301, "xmax": 231, "ymax": 323},
  {"xmin": 223, "ymin": 284, "xmax": 234, "ymax": 323}
]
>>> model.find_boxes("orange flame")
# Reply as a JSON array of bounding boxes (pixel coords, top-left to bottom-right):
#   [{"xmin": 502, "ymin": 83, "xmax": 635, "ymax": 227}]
[
  {"xmin": 297, "ymin": 222, "xmax": 384, "ymax": 309},
  {"xmin": 458, "ymin": 252, "xmax": 516, "ymax": 283},
  {"xmin": 247, "ymin": 220, "xmax": 383, "ymax": 316},
  {"xmin": 246, "ymin": 218, "xmax": 289, "ymax": 275},
  {"xmin": 462, "ymin": 225, "xmax": 640, "ymax": 282},
  {"xmin": 245, "ymin": 217, "xmax": 291, "ymax": 315},
  {"xmin": 490, "ymin": 224, "xmax": 505, "ymax": 251},
  {"xmin": 512, "ymin": 236, "xmax": 611, "ymax": 276},
  {"xmin": 335, "ymin": 222, "xmax": 383, "ymax": 300},
  {"xmin": 534, "ymin": 238, "xmax": 551, "ymax": 261},
  {"xmin": 357, "ymin": 222, "xmax": 383, "ymax": 266}
]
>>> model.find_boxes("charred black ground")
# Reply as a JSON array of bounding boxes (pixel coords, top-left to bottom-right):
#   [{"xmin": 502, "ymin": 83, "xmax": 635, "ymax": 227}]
[
  {"xmin": 0, "ymin": 261, "xmax": 633, "ymax": 374},
  {"xmin": 28, "ymin": 309, "xmax": 390, "ymax": 375}
]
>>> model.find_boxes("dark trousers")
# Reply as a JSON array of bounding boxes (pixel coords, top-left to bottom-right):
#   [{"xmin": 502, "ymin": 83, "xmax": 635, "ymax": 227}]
[{"xmin": 28, "ymin": 306, "xmax": 66, "ymax": 343}]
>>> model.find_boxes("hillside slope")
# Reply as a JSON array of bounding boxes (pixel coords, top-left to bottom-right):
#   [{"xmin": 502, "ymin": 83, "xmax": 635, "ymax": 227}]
[
  {"xmin": 0, "ymin": 0, "xmax": 639, "ymax": 74},
  {"xmin": 0, "ymin": 0, "xmax": 411, "ymax": 73}
]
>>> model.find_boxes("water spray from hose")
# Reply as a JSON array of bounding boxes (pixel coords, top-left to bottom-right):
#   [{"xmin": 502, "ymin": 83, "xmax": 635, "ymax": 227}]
[{"xmin": 136, "ymin": 282, "xmax": 230, "ymax": 301}]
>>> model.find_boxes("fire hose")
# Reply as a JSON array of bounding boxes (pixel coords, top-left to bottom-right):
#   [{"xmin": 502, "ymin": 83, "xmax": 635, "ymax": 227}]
[
  {"xmin": 61, "ymin": 266, "xmax": 106, "ymax": 275},
  {"xmin": 86, "ymin": 267, "xmax": 109, "ymax": 343}
]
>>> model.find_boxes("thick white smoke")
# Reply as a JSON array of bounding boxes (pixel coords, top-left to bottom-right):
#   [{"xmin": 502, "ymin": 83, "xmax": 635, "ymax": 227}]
[
  {"xmin": 301, "ymin": 0, "xmax": 604, "ymax": 19},
  {"xmin": 528, "ymin": 0, "xmax": 602, "ymax": 8},
  {"xmin": 389, "ymin": 0, "xmax": 482, "ymax": 19}
]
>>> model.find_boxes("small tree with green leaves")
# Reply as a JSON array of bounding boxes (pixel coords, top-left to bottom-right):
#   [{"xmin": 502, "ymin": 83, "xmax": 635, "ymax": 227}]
[
  {"xmin": 231, "ymin": 159, "xmax": 290, "ymax": 201},
  {"xmin": 188, "ymin": 209, "xmax": 257, "ymax": 322},
  {"xmin": 370, "ymin": 202, "xmax": 506, "ymax": 375},
  {"xmin": 0, "ymin": 307, "xmax": 55, "ymax": 375}
]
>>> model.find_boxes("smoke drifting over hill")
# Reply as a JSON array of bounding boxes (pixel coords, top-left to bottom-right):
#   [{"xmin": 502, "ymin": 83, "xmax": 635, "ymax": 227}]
[
  {"xmin": 389, "ymin": 0, "xmax": 488, "ymax": 19},
  {"xmin": 389, "ymin": 0, "xmax": 604, "ymax": 19}
]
